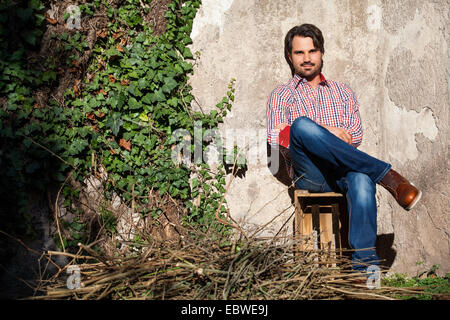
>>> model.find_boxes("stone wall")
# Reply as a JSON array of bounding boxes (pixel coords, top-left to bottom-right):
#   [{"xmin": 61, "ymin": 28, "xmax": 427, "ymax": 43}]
[{"xmin": 188, "ymin": 0, "xmax": 449, "ymax": 275}]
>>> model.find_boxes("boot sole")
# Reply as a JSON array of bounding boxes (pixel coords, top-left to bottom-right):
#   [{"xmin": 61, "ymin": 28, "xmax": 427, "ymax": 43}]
[{"xmin": 406, "ymin": 189, "xmax": 422, "ymax": 211}]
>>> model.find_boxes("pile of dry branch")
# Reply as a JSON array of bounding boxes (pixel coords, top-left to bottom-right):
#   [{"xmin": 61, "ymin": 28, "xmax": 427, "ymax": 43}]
[{"xmin": 28, "ymin": 222, "xmax": 436, "ymax": 300}]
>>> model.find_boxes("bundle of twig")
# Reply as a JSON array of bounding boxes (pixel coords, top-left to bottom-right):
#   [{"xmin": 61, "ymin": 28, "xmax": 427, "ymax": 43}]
[{"xmin": 28, "ymin": 222, "xmax": 440, "ymax": 300}]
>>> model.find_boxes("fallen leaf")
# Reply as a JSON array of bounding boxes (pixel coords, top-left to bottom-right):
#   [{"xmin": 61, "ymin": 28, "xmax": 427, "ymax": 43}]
[
  {"xmin": 33, "ymin": 103, "xmax": 40, "ymax": 109},
  {"xmin": 99, "ymin": 89, "xmax": 107, "ymax": 96},
  {"xmin": 119, "ymin": 138, "xmax": 131, "ymax": 151},
  {"xmin": 73, "ymin": 83, "xmax": 80, "ymax": 96},
  {"xmin": 86, "ymin": 112, "xmax": 96, "ymax": 121},
  {"xmin": 119, "ymin": 38, "xmax": 127, "ymax": 46},
  {"xmin": 97, "ymin": 111, "xmax": 105, "ymax": 118},
  {"xmin": 96, "ymin": 29, "xmax": 107, "ymax": 38},
  {"xmin": 69, "ymin": 67, "xmax": 77, "ymax": 73},
  {"xmin": 45, "ymin": 12, "xmax": 57, "ymax": 25},
  {"xmin": 121, "ymin": 79, "xmax": 130, "ymax": 86},
  {"xmin": 72, "ymin": 60, "xmax": 80, "ymax": 67},
  {"xmin": 108, "ymin": 74, "xmax": 116, "ymax": 83},
  {"xmin": 116, "ymin": 45, "xmax": 124, "ymax": 52},
  {"xmin": 109, "ymin": 147, "xmax": 116, "ymax": 155},
  {"xmin": 112, "ymin": 30, "xmax": 122, "ymax": 40}
]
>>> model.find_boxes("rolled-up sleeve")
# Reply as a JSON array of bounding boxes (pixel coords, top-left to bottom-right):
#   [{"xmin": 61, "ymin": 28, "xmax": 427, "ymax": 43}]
[
  {"xmin": 340, "ymin": 84, "xmax": 363, "ymax": 148},
  {"xmin": 266, "ymin": 87, "xmax": 288, "ymax": 147}
]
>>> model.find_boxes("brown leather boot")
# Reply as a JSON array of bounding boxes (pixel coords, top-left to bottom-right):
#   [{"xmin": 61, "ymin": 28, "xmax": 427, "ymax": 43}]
[{"xmin": 378, "ymin": 169, "xmax": 422, "ymax": 210}]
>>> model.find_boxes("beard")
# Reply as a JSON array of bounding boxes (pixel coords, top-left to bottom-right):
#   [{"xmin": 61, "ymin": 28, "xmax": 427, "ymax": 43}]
[{"xmin": 295, "ymin": 58, "xmax": 323, "ymax": 80}]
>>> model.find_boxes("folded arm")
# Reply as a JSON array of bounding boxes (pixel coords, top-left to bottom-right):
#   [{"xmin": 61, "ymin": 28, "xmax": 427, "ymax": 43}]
[{"xmin": 322, "ymin": 124, "xmax": 352, "ymax": 145}]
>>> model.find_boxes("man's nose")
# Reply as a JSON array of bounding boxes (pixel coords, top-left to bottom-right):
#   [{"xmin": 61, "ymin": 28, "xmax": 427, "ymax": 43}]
[{"xmin": 303, "ymin": 52, "xmax": 311, "ymax": 63}]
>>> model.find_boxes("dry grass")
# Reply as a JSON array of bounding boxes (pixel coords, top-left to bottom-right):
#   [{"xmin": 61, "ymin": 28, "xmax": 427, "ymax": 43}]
[{"xmin": 27, "ymin": 221, "xmax": 435, "ymax": 300}]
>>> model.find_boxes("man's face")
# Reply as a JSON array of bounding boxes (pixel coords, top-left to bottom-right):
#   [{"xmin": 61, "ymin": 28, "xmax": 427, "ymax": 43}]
[{"xmin": 289, "ymin": 36, "xmax": 323, "ymax": 79}]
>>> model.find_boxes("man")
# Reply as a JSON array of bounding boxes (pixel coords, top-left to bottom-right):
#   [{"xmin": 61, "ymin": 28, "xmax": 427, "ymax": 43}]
[{"xmin": 266, "ymin": 24, "xmax": 422, "ymax": 272}]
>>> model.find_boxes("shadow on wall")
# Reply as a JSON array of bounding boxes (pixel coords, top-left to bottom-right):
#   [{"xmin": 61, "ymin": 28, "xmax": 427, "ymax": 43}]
[
  {"xmin": 376, "ymin": 233, "xmax": 396, "ymax": 270},
  {"xmin": 266, "ymin": 143, "xmax": 397, "ymax": 269},
  {"xmin": 266, "ymin": 143, "xmax": 295, "ymax": 199}
]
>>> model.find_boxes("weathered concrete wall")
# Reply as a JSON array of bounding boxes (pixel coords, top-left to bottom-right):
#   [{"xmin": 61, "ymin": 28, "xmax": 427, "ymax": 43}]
[{"xmin": 189, "ymin": 0, "xmax": 449, "ymax": 275}]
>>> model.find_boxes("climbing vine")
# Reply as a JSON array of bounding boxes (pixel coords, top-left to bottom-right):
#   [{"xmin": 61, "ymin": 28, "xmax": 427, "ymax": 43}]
[{"xmin": 0, "ymin": 0, "xmax": 239, "ymax": 240}]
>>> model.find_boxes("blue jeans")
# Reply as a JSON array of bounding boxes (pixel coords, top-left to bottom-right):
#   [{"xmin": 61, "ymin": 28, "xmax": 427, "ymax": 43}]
[{"xmin": 289, "ymin": 117, "xmax": 391, "ymax": 271}]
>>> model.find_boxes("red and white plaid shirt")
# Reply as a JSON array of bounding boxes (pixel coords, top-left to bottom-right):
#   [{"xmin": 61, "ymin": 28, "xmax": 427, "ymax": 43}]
[{"xmin": 266, "ymin": 73, "xmax": 363, "ymax": 148}]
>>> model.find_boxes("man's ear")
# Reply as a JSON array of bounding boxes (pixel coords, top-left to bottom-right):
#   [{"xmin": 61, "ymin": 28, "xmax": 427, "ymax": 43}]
[{"xmin": 288, "ymin": 54, "xmax": 292, "ymax": 64}]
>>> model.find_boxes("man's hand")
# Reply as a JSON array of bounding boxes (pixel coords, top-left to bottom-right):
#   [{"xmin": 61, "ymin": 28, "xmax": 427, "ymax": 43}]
[{"xmin": 322, "ymin": 124, "xmax": 352, "ymax": 145}]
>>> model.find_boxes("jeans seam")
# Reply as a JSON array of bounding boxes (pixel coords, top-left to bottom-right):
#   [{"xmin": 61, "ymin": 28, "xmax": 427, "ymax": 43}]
[
  {"xmin": 296, "ymin": 175, "xmax": 325, "ymax": 188},
  {"xmin": 346, "ymin": 193, "xmax": 354, "ymax": 251}
]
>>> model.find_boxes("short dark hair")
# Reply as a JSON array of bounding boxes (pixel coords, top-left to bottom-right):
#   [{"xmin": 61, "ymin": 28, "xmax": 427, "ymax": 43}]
[{"xmin": 284, "ymin": 24, "xmax": 325, "ymax": 77}]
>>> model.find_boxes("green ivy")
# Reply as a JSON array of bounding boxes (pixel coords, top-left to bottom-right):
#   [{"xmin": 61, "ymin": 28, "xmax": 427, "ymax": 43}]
[{"xmin": 0, "ymin": 0, "xmax": 239, "ymax": 239}]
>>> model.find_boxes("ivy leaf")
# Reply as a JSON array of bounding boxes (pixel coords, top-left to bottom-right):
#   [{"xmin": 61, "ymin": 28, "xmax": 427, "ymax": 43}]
[
  {"xmin": 149, "ymin": 57, "xmax": 159, "ymax": 70},
  {"xmin": 23, "ymin": 31, "xmax": 37, "ymax": 46},
  {"xmin": 167, "ymin": 97, "xmax": 178, "ymax": 107},
  {"xmin": 129, "ymin": 70, "xmax": 139, "ymax": 79},
  {"xmin": 70, "ymin": 221, "xmax": 84, "ymax": 232},
  {"xmin": 68, "ymin": 139, "xmax": 88, "ymax": 155},
  {"xmin": 17, "ymin": 8, "xmax": 33, "ymax": 21},
  {"xmin": 29, "ymin": 0, "xmax": 45, "ymax": 10},
  {"xmin": 139, "ymin": 112, "xmax": 148, "ymax": 122},
  {"xmin": 183, "ymin": 47, "xmax": 193, "ymax": 59},
  {"xmin": 10, "ymin": 49, "xmax": 24, "ymax": 61},
  {"xmin": 105, "ymin": 113, "xmax": 123, "ymax": 136},
  {"xmin": 129, "ymin": 57, "xmax": 141, "ymax": 66},
  {"xmin": 109, "ymin": 92, "xmax": 126, "ymax": 109},
  {"xmin": 137, "ymin": 78, "xmax": 147, "ymax": 90},
  {"xmin": 162, "ymin": 77, "xmax": 178, "ymax": 93},
  {"xmin": 128, "ymin": 84, "xmax": 143, "ymax": 97},
  {"xmin": 154, "ymin": 89, "xmax": 166, "ymax": 102},
  {"xmin": 42, "ymin": 70, "xmax": 57, "ymax": 82},
  {"xmin": 128, "ymin": 97, "xmax": 141, "ymax": 109},
  {"xmin": 142, "ymin": 93, "xmax": 153, "ymax": 105},
  {"xmin": 105, "ymin": 47, "xmax": 120, "ymax": 58}
]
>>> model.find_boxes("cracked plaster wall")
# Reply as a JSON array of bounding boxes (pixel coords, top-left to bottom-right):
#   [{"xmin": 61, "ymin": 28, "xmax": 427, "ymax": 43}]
[{"xmin": 189, "ymin": 0, "xmax": 449, "ymax": 275}]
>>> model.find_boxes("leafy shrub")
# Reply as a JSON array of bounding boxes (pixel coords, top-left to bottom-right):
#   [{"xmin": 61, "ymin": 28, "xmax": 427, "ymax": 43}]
[{"xmin": 0, "ymin": 0, "xmax": 237, "ymax": 240}]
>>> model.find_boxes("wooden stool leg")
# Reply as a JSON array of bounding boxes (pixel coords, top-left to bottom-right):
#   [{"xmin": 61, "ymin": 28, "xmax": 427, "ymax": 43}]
[
  {"xmin": 310, "ymin": 204, "xmax": 320, "ymax": 251},
  {"xmin": 294, "ymin": 195, "xmax": 301, "ymax": 253},
  {"xmin": 295, "ymin": 197, "xmax": 313, "ymax": 251},
  {"xmin": 331, "ymin": 203, "xmax": 342, "ymax": 256},
  {"xmin": 319, "ymin": 211, "xmax": 333, "ymax": 250},
  {"xmin": 294, "ymin": 195, "xmax": 300, "ymax": 239},
  {"xmin": 320, "ymin": 210, "xmax": 334, "ymax": 267}
]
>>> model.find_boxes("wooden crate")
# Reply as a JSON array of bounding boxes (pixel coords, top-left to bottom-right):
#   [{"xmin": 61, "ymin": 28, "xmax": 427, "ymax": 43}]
[{"xmin": 294, "ymin": 190, "xmax": 349, "ymax": 266}]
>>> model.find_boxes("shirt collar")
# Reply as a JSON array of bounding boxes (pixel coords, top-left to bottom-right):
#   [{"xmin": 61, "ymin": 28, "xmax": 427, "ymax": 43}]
[{"xmin": 293, "ymin": 73, "xmax": 329, "ymax": 88}]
